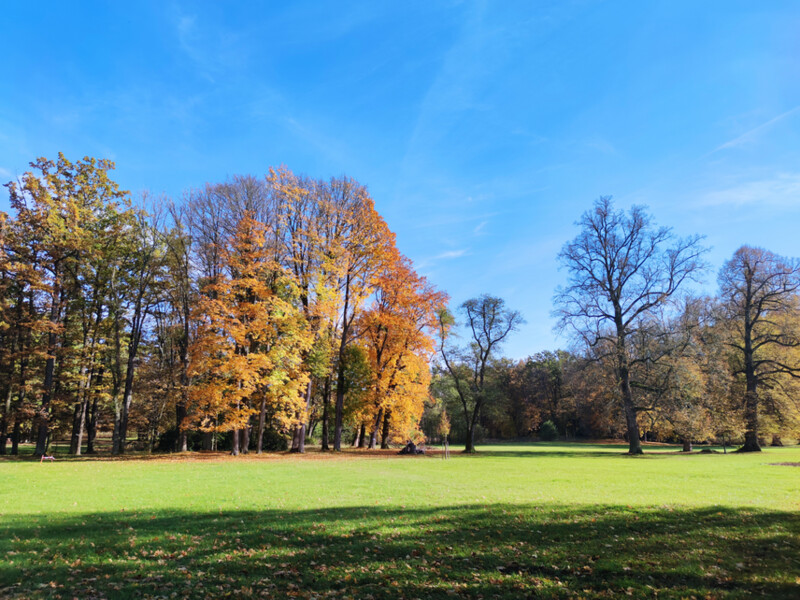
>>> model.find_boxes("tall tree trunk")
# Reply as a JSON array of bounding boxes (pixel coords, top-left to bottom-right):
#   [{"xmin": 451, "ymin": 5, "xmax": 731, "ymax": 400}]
[
  {"xmin": 321, "ymin": 376, "xmax": 330, "ymax": 451},
  {"xmin": 739, "ymin": 382, "xmax": 761, "ymax": 452},
  {"xmin": 358, "ymin": 422, "xmax": 367, "ymax": 448},
  {"xmin": 465, "ymin": 424, "xmax": 476, "ymax": 453},
  {"xmin": 682, "ymin": 438, "xmax": 692, "ymax": 452},
  {"xmin": 738, "ymin": 318, "xmax": 761, "ymax": 452},
  {"xmin": 380, "ymin": 409, "xmax": 391, "ymax": 449},
  {"xmin": 112, "ymin": 400, "xmax": 122, "ymax": 455},
  {"xmin": 290, "ymin": 425, "xmax": 302, "ymax": 452},
  {"xmin": 0, "ymin": 386, "xmax": 12, "ymax": 455},
  {"xmin": 11, "ymin": 421, "xmax": 20, "ymax": 455},
  {"xmin": 293, "ymin": 380, "xmax": 313, "ymax": 454},
  {"xmin": 69, "ymin": 402, "xmax": 82, "ymax": 454},
  {"xmin": 87, "ymin": 392, "xmax": 99, "ymax": 454},
  {"xmin": 71, "ymin": 364, "xmax": 95, "ymax": 455},
  {"xmin": 257, "ymin": 396, "xmax": 267, "ymax": 454},
  {"xmin": 369, "ymin": 407, "xmax": 383, "ymax": 449},
  {"xmin": 116, "ymin": 330, "xmax": 142, "ymax": 455},
  {"xmin": 231, "ymin": 428, "xmax": 240, "ymax": 456},
  {"xmin": 176, "ymin": 403, "xmax": 188, "ymax": 452},
  {"xmin": 617, "ymin": 362, "xmax": 642, "ymax": 455},
  {"xmin": 333, "ymin": 273, "xmax": 352, "ymax": 452},
  {"xmin": 35, "ymin": 285, "xmax": 61, "ymax": 457},
  {"xmin": 333, "ymin": 371, "xmax": 345, "ymax": 451},
  {"xmin": 176, "ymin": 308, "xmax": 190, "ymax": 452},
  {"xmin": 241, "ymin": 424, "xmax": 250, "ymax": 454}
]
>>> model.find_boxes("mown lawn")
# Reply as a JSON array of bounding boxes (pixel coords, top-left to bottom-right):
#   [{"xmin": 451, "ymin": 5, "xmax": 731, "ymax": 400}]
[{"xmin": 1, "ymin": 442, "xmax": 798, "ymax": 599}]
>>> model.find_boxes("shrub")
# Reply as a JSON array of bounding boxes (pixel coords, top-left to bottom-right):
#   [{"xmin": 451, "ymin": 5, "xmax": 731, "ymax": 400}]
[{"xmin": 539, "ymin": 420, "xmax": 559, "ymax": 441}]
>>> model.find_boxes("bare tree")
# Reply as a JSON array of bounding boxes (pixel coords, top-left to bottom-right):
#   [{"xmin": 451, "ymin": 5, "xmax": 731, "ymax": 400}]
[
  {"xmin": 718, "ymin": 246, "xmax": 800, "ymax": 452},
  {"xmin": 554, "ymin": 197, "xmax": 706, "ymax": 454},
  {"xmin": 438, "ymin": 295, "xmax": 523, "ymax": 453}
]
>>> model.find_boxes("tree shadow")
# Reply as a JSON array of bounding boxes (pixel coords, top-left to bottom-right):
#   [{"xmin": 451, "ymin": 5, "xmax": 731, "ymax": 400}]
[{"xmin": 1, "ymin": 503, "xmax": 797, "ymax": 599}]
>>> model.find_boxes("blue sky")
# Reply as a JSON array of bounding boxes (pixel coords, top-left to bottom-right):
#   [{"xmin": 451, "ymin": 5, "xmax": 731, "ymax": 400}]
[{"xmin": 2, "ymin": 1, "xmax": 799, "ymax": 358}]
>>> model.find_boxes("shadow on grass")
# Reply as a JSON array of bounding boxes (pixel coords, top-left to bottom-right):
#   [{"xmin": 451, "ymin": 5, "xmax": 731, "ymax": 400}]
[{"xmin": 1, "ymin": 503, "xmax": 798, "ymax": 599}]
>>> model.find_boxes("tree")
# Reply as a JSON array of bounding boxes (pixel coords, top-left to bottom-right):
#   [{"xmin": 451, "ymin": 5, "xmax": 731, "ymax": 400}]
[
  {"xmin": 718, "ymin": 246, "xmax": 800, "ymax": 452},
  {"xmin": 187, "ymin": 214, "xmax": 311, "ymax": 455},
  {"xmin": 4, "ymin": 154, "xmax": 130, "ymax": 456},
  {"xmin": 554, "ymin": 197, "xmax": 707, "ymax": 454},
  {"xmin": 437, "ymin": 295, "xmax": 523, "ymax": 453},
  {"xmin": 358, "ymin": 252, "xmax": 446, "ymax": 449}
]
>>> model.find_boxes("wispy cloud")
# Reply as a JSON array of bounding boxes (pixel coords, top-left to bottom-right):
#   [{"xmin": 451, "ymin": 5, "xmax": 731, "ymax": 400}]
[
  {"xmin": 698, "ymin": 173, "xmax": 800, "ymax": 207},
  {"xmin": 435, "ymin": 249, "xmax": 468, "ymax": 260},
  {"xmin": 712, "ymin": 105, "xmax": 800, "ymax": 153},
  {"xmin": 414, "ymin": 248, "xmax": 469, "ymax": 271},
  {"xmin": 0, "ymin": 167, "xmax": 11, "ymax": 178},
  {"xmin": 473, "ymin": 220, "xmax": 488, "ymax": 235},
  {"xmin": 412, "ymin": 210, "xmax": 502, "ymax": 229},
  {"xmin": 172, "ymin": 9, "xmax": 248, "ymax": 82}
]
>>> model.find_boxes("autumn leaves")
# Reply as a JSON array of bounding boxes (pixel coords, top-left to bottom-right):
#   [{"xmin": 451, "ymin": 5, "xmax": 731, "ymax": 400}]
[
  {"xmin": 0, "ymin": 157, "xmax": 447, "ymax": 456},
  {"xmin": 184, "ymin": 168, "xmax": 447, "ymax": 454}
]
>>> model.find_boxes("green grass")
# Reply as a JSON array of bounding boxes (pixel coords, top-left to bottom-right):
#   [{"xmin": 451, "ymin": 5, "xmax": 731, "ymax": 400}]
[{"xmin": 1, "ymin": 442, "xmax": 799, "ymax": 599}]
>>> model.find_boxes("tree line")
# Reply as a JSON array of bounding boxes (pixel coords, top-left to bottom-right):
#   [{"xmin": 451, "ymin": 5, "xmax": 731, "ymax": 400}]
[
  {"xmin": 1, "ymin": 157, "xmax": 798, "ymax": 457},
  {"xmin": 0, "ymin": 155, "xmax": 447, "ymax": 456},
  {"xmin": 432, "ymin": 198, "xmax": 800, "ymax": 453}
]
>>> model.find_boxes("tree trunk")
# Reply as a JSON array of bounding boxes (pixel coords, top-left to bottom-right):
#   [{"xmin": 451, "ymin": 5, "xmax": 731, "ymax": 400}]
[
  {"xmin": 112, "ymin": 400, "xmax": 122, "ymax": 455},
  {"xmin": 241, "ymin": 424, "xmax": 250, "ymax": 454},
  {"xmin": 333, "ymin": 381, "xmax": 345, "ymax": 451},
  {"xmin": 290, "ymin": 425, "xmax": 301, "ymax": 452},
  {"xmin": 87, "ymin": 394, "xmax": 99, "ymax": 454},
  {"xmin": 11, "ymin": 421, "xmax": 20, "ymax": 455},
  {"xmin": 333, "ymin": 274, "xmax": 352, "ymax": 452},
  {"xmin": 770, "ymin": 434, "xmax": 783, "ymax": 447},
  {"xmin": 380, "ymin": 409, "xmax": 391, "ymax": 449},
  {"xmin": 358, "ymin": 422, "xmax": 368, "ymax": 448},
  {"xmin": 0, "ymin": 386, "xmax": 12, "ymax": 455},
  {"xmin": 369, "ymin": 407, "xmax": 383, "ymax": 449},
  {"xmin": 231, "ymin": 428, "xmax": 240, "ymax": 456},
  {"xmin": 35, "ymin": 281, "xmax": 62, "ymax": 457},
  {"xmin": 176, "ymin": 403, "xmax": 188, "ymax": 452},
  {"xmin": 738, "ymin": 318, "xmax": 762, "ymax": 452},
  {"xmin": 738, "ymin": 385, "xmax": 761, "ymax": 452},
  {"xmin": 293, "ymin": 380, "xmax": 313, "ymax": 453},
  {"xmin": 619, "ymin": 365, "xmax": 643, "ymax": 455},
  {"xmin": 464, "ymin": 424, "xmax": 476, "ymax": 453},
  {"xmin": 257, "ymin": 395, "xmax": 267, "ymax": 454},
  {"xmin": 71, "ymin": 364, "xmax": 94, "ymax": 455},
  {"xmin": 116, "ymin": 341, "xmax": 140, "ymax": 455},
  {"xmin": 682, "ymin": 438, "xmax": 692, "ymax": 452},
  {"xmin": 321, "ymin": 376, "xmax": 330, "ymax": 451},
  {"xmin": 176, "ymin": 310, "xmax": 190, "ymax": 452}
]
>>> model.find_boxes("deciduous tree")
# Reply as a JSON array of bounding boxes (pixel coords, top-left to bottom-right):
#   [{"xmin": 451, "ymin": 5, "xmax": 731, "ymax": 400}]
[{"xmin": 554, "ymin": 197, "xmax": 706, "ymax": 454}]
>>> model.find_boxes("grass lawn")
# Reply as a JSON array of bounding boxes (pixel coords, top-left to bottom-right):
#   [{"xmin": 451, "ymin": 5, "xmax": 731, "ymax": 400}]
[{"xmin": 1, "ymin": 442, "xmax": 799, "ymax": 599}]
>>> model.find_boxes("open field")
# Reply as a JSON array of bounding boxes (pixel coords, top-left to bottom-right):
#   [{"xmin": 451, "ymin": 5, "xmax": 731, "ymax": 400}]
[{"xmin": 1, "ymin": 442, "xmax": 799, "ymax": 599}]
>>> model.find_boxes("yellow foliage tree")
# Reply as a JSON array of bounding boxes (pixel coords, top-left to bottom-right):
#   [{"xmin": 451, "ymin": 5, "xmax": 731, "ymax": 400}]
[{"xmin": 187, "ymin": 214, "xmax": 311, "ymax": 455}]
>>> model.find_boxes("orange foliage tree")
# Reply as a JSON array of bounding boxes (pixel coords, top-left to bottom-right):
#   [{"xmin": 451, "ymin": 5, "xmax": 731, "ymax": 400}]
[
  {"xmin": 358, "ymin": 252, "xmax": 448, "ymax": 448},
  {"xmin": 187, "ymin": 214, "xmax": 311, "ymax": 455}
]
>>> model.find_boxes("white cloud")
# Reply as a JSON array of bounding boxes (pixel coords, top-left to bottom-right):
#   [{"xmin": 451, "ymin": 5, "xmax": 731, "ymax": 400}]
[
  {"xmin": 699, "ymin": 173, "xmax": 800, "ymax": 207},
  {"xmin": 435, "ymin": 249, "xmax": 467, "ymax": 260},
  {"xmin": 712, "ymin": 105, "xmax": 800, "ymax": 153}
]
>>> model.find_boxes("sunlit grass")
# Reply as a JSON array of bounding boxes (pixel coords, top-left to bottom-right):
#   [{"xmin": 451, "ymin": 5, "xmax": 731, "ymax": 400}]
[{"xmin": 2, "ymin": 442, "xmax": 799, "ymax": 598}]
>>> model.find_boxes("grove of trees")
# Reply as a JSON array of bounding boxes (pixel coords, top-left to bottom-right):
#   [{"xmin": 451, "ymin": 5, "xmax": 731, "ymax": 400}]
[
  {"xmin": 1, "ymin": 157, "xmax": 798, "ymax": 456},
  {"xmin": 0, "ymin": 156, "xmax": 447, "ymax": 456},
  {"xmin": 430, "ymin": 199, "xmax": 800, "ymax": 453}
]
